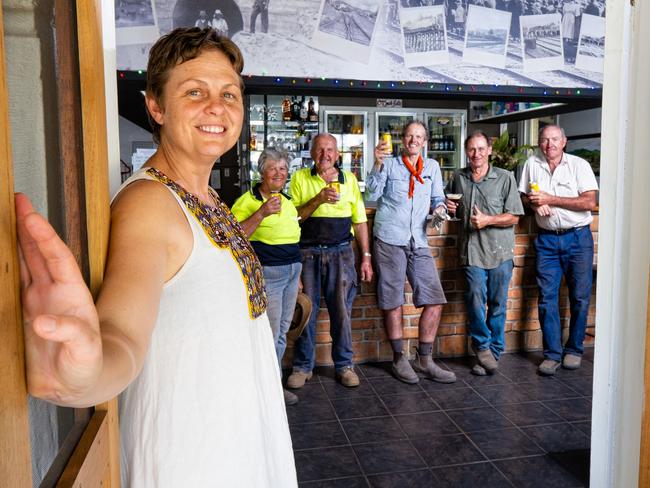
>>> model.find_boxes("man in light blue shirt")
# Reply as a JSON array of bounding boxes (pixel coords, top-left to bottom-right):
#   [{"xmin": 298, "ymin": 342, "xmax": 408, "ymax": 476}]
[{"xmin": 366, "ymin": 121, "xmax": 456, "ymax": 384}]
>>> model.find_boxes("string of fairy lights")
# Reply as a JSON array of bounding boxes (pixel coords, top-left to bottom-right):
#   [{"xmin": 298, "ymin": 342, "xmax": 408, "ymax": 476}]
[{"xmin": 118, "ymin": 70, "xmax": 601, "ymax": 99}]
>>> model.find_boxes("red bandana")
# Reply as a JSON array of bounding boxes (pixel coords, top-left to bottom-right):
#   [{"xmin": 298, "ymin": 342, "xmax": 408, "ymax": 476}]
[{"xmin": 401, "ymin": 153, "xmax": 424, "ymax": 199}]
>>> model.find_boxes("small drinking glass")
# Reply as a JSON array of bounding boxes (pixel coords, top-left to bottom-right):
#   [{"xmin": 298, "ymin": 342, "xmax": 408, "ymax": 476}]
[
  {"xmin": 446, "ymin": 193, "xmax": 463, "ymax": 221},
  {"xmin": 270, "ymin": 191, "xmax": 282, "ymax": 214}
]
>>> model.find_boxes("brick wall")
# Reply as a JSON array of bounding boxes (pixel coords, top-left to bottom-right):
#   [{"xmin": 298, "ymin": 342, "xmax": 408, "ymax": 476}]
[{"xmin": 284, "ymin": 212, "xmax": 598, "ymax": 366}]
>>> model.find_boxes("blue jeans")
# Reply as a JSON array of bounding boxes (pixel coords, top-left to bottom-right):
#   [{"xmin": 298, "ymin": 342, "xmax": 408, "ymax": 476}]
[
  {"xmin": 464, "ymin": 260, "xmax": 513, "ymax": 360},
  {"xmin": 264, "ymin": 262, "xmax": 302, "ymax": 370},
  {"xmin": 292, "ymin": 243, "xmax": 357, "ymax": 373},
  {"xmin": 535, "ymin": 226, "xmax": 594, "ymax": 361}
]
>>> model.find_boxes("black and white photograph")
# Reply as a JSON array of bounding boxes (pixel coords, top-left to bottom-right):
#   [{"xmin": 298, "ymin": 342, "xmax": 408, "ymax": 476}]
[
  {"xmin": 399, "ymin": 5, "xmax": 449, "ymax": 67},
  {"xmin": 310, "ymin": 0, "xmax": 381, "ymax": 64},
  {"xmin": 575, "ymin": 13, "xmax": 605, "ymax": 73},
  {"xmin": 115, "ymin": 0, "xmax": 159, "ymax": 45},
  {"xmin": 462, "ymin": 5, "xmax": 511, "ymax": 69},
  {"xmin": 399, "ymin": 0, "xmax": 443, "ymax": 6},
  {"xmin": 520, "ymin": 13, "xmax": 564, "ymax": 72},
  {"xmin": 115, "ymin": 0, "xmax": 605, "ymax": 87}
]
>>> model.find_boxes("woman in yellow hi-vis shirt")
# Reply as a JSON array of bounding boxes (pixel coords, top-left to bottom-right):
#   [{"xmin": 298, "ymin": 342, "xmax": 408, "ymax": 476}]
[{"xmin": 231, "ymin": 148, "xmax": 302, "ymax": 406}]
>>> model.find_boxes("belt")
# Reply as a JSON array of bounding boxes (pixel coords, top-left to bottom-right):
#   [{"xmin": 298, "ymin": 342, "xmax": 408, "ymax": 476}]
[
  {"xmin": 538, "ymin": 225, "xmax": 588, "ymax": 235},
  {"xmin": 300, "ymin": 241, "xmax": 351, "ymax": 249}
]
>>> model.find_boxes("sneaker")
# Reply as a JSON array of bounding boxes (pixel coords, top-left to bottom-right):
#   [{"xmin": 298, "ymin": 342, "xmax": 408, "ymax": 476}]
[
  {"xmin": 538, "ymin": 359, "xmax": 561, "ymax": 376},
  {"xmin": 474, "ymin": 347, "xmax": 498, "ymax": 373},
  {"xmin": 287, "ymin": 369, "xmax": 313, "ymax": 389},
  {"xmin": 562, "ymin": 354, "xmax": 582, "ymax": 370},
  {"xmin": 337, "ymin": 366, "xmax": 360, "ymax": 387},
  {"xmin": 391, "ymin": 355, "xmax": 419, "ymax": 384},
  {"xmin": 412, "ymin": 351, "xmax": 457, "ymax": 383},
  {"xmin": 283, "ymin": 389, "xmax": 299, "ymax": 406}
]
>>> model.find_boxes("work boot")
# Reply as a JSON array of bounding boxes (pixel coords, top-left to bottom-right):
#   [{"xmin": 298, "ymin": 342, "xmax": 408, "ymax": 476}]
[
  {"xmin": 562, "ymin": 354, "xmax": 582, "ymax": 370},
  {"xmin": 471, "ymin": 363, "xmax": 487, "ymax": 376},
  {"xmin": 337, "ymin": 366, "xmax": 360, "ymax": 387},
  {"xmin": 391, "ymin": 355, "xmax": 419, "ymax": 384},
  {"xmin": 474, "ymin": 347, "xmax": 498, "ymax": 374},
  {"xmin": 538, "ymin": 359, "xmax": 561, "ymax": 376},
  {"xmin": 412, "ymin": 350, "xmax": 457, "ymax": 383},
  {"xmin": 287, "ymin": 369, "xmax": 313, "ymax": 389},
  {"xmin": 283, "ymin": 389, "xmax": 299, "ymax": 406}
]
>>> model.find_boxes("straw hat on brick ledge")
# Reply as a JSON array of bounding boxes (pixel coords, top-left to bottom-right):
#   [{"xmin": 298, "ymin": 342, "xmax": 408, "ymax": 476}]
[{"xmin": 287, "ymin": 292, "xmax": 312, "ymax": 342}]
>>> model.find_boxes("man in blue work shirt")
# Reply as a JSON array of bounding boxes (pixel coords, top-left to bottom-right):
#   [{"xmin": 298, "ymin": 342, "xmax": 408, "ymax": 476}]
[{"xmin": 366, "ymin": 121, "xmax": 456, "ymax": 384}]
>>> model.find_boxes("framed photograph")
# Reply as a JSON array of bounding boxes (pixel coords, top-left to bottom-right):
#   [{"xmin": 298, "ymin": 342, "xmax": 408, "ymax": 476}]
[
  {"xmin": 310, "ymin": 0, "xmax": 381, "ymax": 64},
  {"xmin": 520, "ymin": 13, "xmax": 564, "ymax": 72},
  {"xmin": 575, "ymin": 14, "xmax": 605, "ymax": 73},
  {"xmin": 399, "ymin": 5, "xmax": 449, "ymax": 68},
  {"xmin": 115, "ymin": 0, "xmax": 160, "ymax": 45},
  {"xmin": 463, "ymin": 5, "xmax": 511, "ymax": 69}
]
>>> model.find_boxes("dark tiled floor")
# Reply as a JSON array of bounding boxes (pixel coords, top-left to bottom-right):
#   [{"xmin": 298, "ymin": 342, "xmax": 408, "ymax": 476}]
[{"xmin": 288, "ymin": 350, "xmax": 593, "ymax": 487}]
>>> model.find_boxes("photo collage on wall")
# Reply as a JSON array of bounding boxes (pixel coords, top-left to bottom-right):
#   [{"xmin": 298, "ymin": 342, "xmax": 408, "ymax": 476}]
[{"xmin": 115, "ymin": 0, "xmax": 606, "ymax": 87}]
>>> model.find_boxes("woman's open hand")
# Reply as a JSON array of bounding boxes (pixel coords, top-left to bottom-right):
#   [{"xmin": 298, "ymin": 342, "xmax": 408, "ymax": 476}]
[{"xmin": 15, "ymin": 193, "xmax": 102, "ymax": 406}]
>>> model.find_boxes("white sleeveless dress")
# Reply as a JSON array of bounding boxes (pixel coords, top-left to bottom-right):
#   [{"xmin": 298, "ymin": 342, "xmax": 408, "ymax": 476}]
[{"xmin": 116, "ymin": 168, "xmax": 297, "ymax": 487}]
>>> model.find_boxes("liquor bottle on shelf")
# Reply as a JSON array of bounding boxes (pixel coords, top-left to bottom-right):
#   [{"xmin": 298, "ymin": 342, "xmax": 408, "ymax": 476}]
[
  {"xmin": 307, "ymin": 97, "xmax": 318, "ymax": 122},
  {"xmin": 282, "ymin": 97, "xmax": 292, "ymax": 121},
  {"xmin": 449, "ymin": 135, "xmax": 455, "ymax": 152},
  {"xmin": 291, "ymin": 97, "xmax": 301, "ymax": 121},
  {"xmin": 299, "ymin": 97, "xmax": 308, "ymax": 121}
]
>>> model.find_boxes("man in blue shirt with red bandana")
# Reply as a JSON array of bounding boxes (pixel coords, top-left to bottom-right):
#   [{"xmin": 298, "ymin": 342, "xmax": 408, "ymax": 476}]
[{"xmin": 366, "ymin": 121, "xmax": 456, "ymax": 384}]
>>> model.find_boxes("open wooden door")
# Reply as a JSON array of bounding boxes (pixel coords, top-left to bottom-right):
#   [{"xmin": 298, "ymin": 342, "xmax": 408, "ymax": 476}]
[
  {"xmin": 0, "ymin": 0, "xmax": 120, "ymax": 484},
  {"xmin": 0, "ymin": 3, "xmax": 33, "ymax": 486}
]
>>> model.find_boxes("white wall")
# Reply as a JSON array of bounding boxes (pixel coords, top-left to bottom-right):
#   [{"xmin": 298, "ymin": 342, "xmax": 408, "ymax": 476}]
[
  {"xmin": 591, "ymin": 0, "xmax": 650, "ymax": 485},
  {"xmin": 102, "ymin": 0, "xmax": 122, "ymax": 197}
]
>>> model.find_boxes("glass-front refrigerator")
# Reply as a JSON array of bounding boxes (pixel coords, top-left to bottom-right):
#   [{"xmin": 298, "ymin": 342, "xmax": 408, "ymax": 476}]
[
  {"xmin": 375, "ymin": 111, "xmax": 419, "ymax": 158},
  {"xmin": 425, "ymin": 110, "xmax": 466, "ymax": 184},
  {"xmin": 322, "ymin": 110, "xmax": 369, "ymax": 190},
  {"xmin": 373, "ymin": 109, "xmax": 466, "ymax": 185},
  {"xmin": 245, "ymin": 94, "xmax": 319, "ymax": 189}
]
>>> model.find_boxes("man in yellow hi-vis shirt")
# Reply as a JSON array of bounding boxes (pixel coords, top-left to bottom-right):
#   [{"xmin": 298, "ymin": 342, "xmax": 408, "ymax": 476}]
[{"xmin": 287, "ymin": 133, "xmax": 373, "ymax": 388}]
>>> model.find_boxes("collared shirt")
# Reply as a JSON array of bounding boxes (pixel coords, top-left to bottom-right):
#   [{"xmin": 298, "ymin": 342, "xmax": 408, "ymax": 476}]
[
  {"xmin": 290, "ymin": 167, "xmax": 367, "ymax": 246},
  {"xmin": 518, "ymin": 152, "xmax": 598, "ymax": 231},
  {"xmin": 447, "ymin": 165, "xmax": 524, "ymax": 269},
  {"xmin": 230, "ymin": 184, "xmax": 301, "ymax": 266},
  {"xmin": 365, "ymin": 156, "xmax": 445, "ymax": 248}
]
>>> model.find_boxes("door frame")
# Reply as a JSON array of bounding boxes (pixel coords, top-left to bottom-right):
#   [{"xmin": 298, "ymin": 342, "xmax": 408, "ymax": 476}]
[{"xmin": 0, "ymin": 0, "xmax": 120, "ymax": 484}]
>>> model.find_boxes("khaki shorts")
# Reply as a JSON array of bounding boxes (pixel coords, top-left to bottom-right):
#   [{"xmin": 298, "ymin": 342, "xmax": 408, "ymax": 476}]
[{"xmin": 373, "ymin": 238, "xmax": 447, "ymax": 310}]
